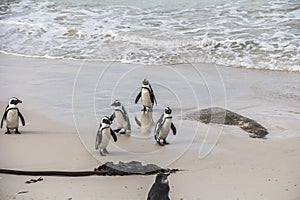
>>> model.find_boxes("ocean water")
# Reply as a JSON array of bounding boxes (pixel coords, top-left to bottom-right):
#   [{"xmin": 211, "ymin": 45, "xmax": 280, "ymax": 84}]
[{"xmin": 0, "ymin": 0, "xmax": 299, "ymax": 72}]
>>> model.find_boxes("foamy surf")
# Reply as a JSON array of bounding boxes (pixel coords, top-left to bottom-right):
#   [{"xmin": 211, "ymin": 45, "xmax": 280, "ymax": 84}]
[{"xmin": 0, "ymin": 0, "xmax": 299, "ymax": 72}]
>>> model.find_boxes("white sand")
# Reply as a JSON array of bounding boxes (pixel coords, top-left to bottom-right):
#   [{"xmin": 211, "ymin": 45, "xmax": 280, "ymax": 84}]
[{"xmin": 0, "ymin": 54, "xmax": 299, "ymax": 199}]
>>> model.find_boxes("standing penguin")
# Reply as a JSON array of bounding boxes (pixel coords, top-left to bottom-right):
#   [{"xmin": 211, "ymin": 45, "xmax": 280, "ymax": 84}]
[
  {"xmin": 95, "ymin": 116, "xmax": 117, "ymax": 156},
  {"xmin": 147, "ymin": 172, "xmax": 171, "ymax": 200},
  {"xmin": 154, "ymin": 107, "xmax": 176, "ymax": 146},
  {"xmin": 135, "ymin": 79, "xmax": 157, "ymax": 111},
  {"xmin": 110, "ymin": 100, "xmax": 131, "ymax": 135},
  {"xmin": 1, "ymin": 97, "xmax": 25, "ymax": 134}
]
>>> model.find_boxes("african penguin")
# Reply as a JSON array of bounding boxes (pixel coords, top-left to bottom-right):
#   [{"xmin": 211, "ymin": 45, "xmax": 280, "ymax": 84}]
[
  {"xmin": 154, "ymin": 107, "xmax": 176, "ymax": 146},
  {"xmin": 95, "ymin": 116, "xmax": 117, "ymax": 156},
  {"xmin": 147, "ymin": 172, "xmax": 171, "ymax": 200},
  {"xmin": 110, "ymin": 100, "xmax": 131, "ymax": 135},
  {"xmin": 1, "ymin": 97, "xmax": 25, "ymax": 134},
  {"xmin": 135, "ymin": 78, "xmax": 157, "ymax": 111}
]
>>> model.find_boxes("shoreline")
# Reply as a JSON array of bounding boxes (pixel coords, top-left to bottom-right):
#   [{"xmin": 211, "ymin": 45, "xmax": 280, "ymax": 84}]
[
  {"xmin": 0, "ymin": 54, "xmax": 299, "ymax": 199},
  {"xmin": 1, "ymin": 52, "xmax": 300, "ymax": 74}
]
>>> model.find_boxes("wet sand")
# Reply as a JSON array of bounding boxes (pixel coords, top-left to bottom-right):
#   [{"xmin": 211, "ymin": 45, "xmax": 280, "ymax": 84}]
[{"xmin": 0, "ymin": 54, "xmax": 299, "ymax": 199}]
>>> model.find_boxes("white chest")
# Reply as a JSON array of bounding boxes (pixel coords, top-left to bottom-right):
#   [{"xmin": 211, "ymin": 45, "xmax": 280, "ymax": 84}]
[
  {"xmin": 141, "ymin": 88, "xmax": 152, "ymax": 106},
  {"xmin": 6, "ymin": 109, "xmax": 19, "ymax": 128},
  {"xmin": 115, "ymin": 111, "xmax": 127, "ymax": 126},
  {"xmin": 100, "ymin": 128, "xmax": 111, "ymax": 148},
  {"xmin": 158, "ymin": 118, "xmax": 172, "ymax": 139}
]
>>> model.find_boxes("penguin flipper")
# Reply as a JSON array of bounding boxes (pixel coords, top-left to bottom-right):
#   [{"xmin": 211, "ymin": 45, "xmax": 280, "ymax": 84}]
[
  {"xmin": 1, "ymin": 111, "xmax": 7, "ymax": 129},
  {"xmin": 147, "ymin": 184, "xmax": 155, "ymax": 200},
  {"xmin": 122, "ymin": 105, "xmax": 128, "ymax": 115},
  {"xmin": 135, "ymin": 91, "xmax": 141, "ymax": 104},
  {"xmin": 134, "ymin": 116, "xmax": 141, "ymax": 127},
  {"xmin": 109, "ymin": 113, "xmax": 115, "ymax": 122},
  {"xmin": 1, "ymin": 106, "xmax": 8, "ymax": 128},
  {"xmin": 18, "ymin": 109, "xmax": 25, "ymax": 126},
  {"xmin": 155, "ymin": 114, "xmax": 164, "ymax": 133},
  {"xmin": 110, "ymin": 128, "xmax": 117, "ymax": 142},
  {"xmin": 95, "ymin": 132, "xmax": 102, "ymax": 150},
  {"xmin": 171, "ymin": 123, "xmax": 176, "ymax": 135},
  {"xmin": 149, "ymin": 85, "xmax": 157, "ymax": 105}
]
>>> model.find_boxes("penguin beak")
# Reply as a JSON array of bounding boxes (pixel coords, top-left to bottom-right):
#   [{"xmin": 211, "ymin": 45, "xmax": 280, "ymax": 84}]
[{"xmin": 18, "ymin": 99, "xmax": 22, "ymax": 103}]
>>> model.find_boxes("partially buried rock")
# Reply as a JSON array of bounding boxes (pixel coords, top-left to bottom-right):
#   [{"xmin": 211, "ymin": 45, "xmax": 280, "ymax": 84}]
[
  {"xmin": 94, "ymin": 161, "xmax": 179, "ymax": 176},
  {"xmin": 186, "ymin": 107, "xmax": 268, "ymax": 138}
]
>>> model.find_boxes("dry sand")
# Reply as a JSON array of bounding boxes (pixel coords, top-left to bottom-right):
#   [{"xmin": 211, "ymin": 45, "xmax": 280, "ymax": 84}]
[{"xmin": 0, "ymin": 54, "xmax": 299, "ymax": 199}]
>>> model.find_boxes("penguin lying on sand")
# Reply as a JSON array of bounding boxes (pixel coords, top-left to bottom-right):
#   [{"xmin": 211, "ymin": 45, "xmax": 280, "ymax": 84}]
[
  {"xmin": 147, "ymin": 172, "xmax": 171, "ymax": 200},
  {"xmin": 154, "ymin": 107, "xmax": 176, "ymax": 146},
  {"xmin": 110, "ymin": 100, "xmax": 131, "ymax": 135},
  {"xmin": 95, "ymin": 116, "xmax": 117, "ymax": 156},
  {"xmin": 1, "ymin": 97, "xmax": 25, "ymax": 134},
  {"xmin": 135, "ymin": 79, "xmax": 157, "ymax": 111}
]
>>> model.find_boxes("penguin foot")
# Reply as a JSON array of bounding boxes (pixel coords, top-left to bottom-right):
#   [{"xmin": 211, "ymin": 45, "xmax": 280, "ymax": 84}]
[
  {"xmin": 5, "ymin": 129, "xmax": 11, "ymax": 134},
  {"xmin": 113, "ymin": 128, "xmax": 121, "ymax": 133},
  {"xmin": 126, "ymin": 130, "xmax": 131, "ymax": 136},
  {"xmin": 100, "ymin": 150, "xmax": 107, "ymax": 156},
  {"xmin": 103, "ymin": 148, "xmax": 109, "ymax": 154},
  {"xmin": 163, "ymin": 139, "xmax": 169, "ymax": 145},
  {"xmin": 119, "ymin": 131, "xmax": 126, "ymax": 134},
  {"xmin": 157, "ymin": 140, "xmax": 165, "ymax": 146}
]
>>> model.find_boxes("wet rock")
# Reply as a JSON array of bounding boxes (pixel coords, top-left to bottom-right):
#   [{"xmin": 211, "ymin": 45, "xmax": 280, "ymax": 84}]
[
  {"xmin": 94, "ymin": 161, "xmax": 180, "ymax": 176},
  {"xmin": 186, "ymin": 107, "xmax": 268, "ymax": 138}
]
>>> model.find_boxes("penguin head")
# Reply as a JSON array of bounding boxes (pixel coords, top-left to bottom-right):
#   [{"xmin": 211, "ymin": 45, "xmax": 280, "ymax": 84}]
[
  {"xmin": 164, "ymin": 107, "xmax": 172, "ymax": 115},
  {"xmin": 101, "ymin": 116, "xmax": 111, "ymax": 125},
  {"xmin": 155, "ymin": 172, "xmax": 170, "ymax": 184},
  {"xmin": 9, "ymin": 97, "xmax": 22, "ymax": 106},
  {"xmin": 111, "ymin": 100, "xmax": 122, "ymax": 107},
  {"xmin": 142, "ymin": 78, "xmax": 149, "ymax": 86}
]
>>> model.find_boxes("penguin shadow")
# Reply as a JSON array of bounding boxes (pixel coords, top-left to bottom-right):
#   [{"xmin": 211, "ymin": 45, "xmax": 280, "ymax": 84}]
[
  {"xmin": 134, "ymin": 111, "xmax": 155, "ymax": 137},
  {"xmin": 1, "ymin": 130, "xmax": 34, "ymax": 135}
]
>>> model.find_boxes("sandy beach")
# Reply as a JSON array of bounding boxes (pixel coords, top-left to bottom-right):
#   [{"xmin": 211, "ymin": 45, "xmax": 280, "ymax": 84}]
[{"xmin": 0, "ymin": 54, "xmax": 300, "ymax": 200}]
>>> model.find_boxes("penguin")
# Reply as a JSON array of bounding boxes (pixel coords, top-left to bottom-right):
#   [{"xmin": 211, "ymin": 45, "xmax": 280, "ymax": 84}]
[
  {"xmin": 147, "ymin": 172, "xmax": 171, "ymax": 200},
  {"xmin": 1, "ymin": 97, "xmax": 25, "ymax": 134},
  {"xmin": 110, "ymin": 100, "xmax": 131, "ymax": 135},
  {"xmin": 135, "ymin": 78, "xmax": 157, "ymax": 111},
  {"xmin": 95, "ymin": 116, "xmax": 117, "ymax": 156},
  {"xmin": 134, "ymin": 110, "xmax": 154, "ymax": 135},
  {"xmin": 154, "ymin": 107, "xmax": 176, "ymax": 146}
]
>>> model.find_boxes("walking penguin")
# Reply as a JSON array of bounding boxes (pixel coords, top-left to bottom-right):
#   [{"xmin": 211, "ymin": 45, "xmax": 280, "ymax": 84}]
[
  {"xmin": 147, "ymin": 172, "xmax": 171, "ymax": 200},
  {"xmin": 154, "ymin": 107, "xmax": 176, "ymax": 146},
  {"xmin": 95, "ymin": 116, "xmax": 117, "ymax": 156},
  {"xmin": 110, "ymin": 100, "xmax": 131, "ymax": 135}
]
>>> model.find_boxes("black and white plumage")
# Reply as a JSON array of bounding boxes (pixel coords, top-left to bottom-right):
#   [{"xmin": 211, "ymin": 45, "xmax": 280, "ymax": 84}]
[
  {"xmin": 110, "ymin": 100, "xmax": 131, "ymax": 135},
  {"xmin": 95, "ymin": 116, "xmax": 117, "ymax": 156},
  {"xmin": 154, "ymin": 107, "xmax": 176, "ymax": 146},
  {"xmin": 135, "ymin": 79, "xmax": 157, "ymax": 111},
  {"xmin": 1, "ymin": 97, "xmax": 25, "ymax": 134},
  {"xmin": 147, "ymin": 172, "xmax": 171, "ymax": 200}
]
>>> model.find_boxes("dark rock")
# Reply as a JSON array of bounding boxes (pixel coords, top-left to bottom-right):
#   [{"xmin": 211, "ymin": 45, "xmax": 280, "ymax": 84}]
[
  {"xmin": 94, "ymin": 161, "xmax": 180, "ymax": 176},
  {"xmin": 186, "ymin": 107, "xmax": 268, "ymax": 138}
]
